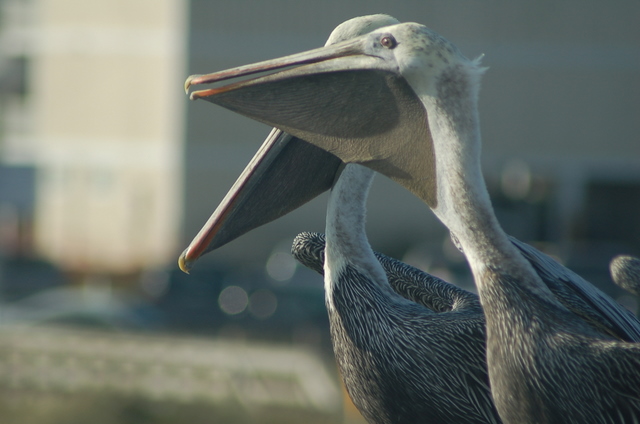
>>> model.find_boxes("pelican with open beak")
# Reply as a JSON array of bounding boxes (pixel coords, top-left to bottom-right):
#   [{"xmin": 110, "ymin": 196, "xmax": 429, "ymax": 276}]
[
  {"xmin": 180, "ymin": 22, "xmax": 437, "ymax": 273},
  {"xmin": 179, "ymin": 20, "xmax": 640, "ymax": 344}
]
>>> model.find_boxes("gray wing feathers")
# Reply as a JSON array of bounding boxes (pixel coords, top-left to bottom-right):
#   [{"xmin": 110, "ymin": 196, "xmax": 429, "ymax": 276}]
[
  {"xmin": 292, "ymin": 231, "xmax": 481, "ymax": 313},
  {"xmin": 510, "ymin": 236, "xmax": 640, "ymax": 342}
]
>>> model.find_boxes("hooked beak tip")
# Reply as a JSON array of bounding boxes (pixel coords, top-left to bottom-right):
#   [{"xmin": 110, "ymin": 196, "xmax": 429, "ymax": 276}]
[
  {"xmin": 178, "ymin": 248, "xmax": 193, "ymax": 274},
  {"xmin": 184, "ymin": 74, "xmax": 201, "ymax": 96}
]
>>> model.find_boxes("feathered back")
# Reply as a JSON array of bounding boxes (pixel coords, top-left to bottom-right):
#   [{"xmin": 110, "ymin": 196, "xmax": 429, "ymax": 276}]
[{"xmin": 292, "ymin": 231, "xmax": 482, "ymax": 313}]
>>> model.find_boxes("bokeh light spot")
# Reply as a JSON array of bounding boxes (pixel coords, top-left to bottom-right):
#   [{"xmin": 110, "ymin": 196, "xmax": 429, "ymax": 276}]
[
  {"xmin": 218, "ymin": 286, "xmax": 248, "ymax": 315},
  {"xmin": 266, "ymin": 251, "xmax": 296, "ymax": 282}
]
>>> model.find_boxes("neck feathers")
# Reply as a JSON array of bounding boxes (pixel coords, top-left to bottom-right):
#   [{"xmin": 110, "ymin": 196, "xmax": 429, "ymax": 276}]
[
  {"xmin": 422, "ymin": 60, "xmax": 560, "ymax": 304},
  {"xmin": 324, "ymin": 165, "xmax": 388, "ymax": 293}
]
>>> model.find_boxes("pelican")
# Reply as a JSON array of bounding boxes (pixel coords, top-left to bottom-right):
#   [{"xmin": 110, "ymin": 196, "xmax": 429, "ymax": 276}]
[
  {"xmin": 186, "ymin": 15, "xmax": 501, "ymax": 423},
  {"xmin": 182, "ymin": 19, "xmax": 640, "ymax": 422},
  {"xmin": 611, "ymin": 255, "xmax": 640, "ymax": 297},
  {"xmin": 294, "ymin": 163, "xmax": 500, "ymax": 423}
]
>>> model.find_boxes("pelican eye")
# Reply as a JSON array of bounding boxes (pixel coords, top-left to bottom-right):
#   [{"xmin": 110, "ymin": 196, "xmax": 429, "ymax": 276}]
[{"xmin": 380, "ymin": 35, "xmax": 397, "ymax": 49}]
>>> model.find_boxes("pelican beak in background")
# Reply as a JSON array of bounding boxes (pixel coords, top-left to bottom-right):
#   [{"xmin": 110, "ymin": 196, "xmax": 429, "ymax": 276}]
[{"xmin": 178, "ymin": 128, "xmax": 341, "ymax": 273}]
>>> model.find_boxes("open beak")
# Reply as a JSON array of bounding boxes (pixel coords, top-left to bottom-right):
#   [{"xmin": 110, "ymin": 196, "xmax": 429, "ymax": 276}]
[
  {"xmin": 180, "ymin": 33, "xmax": 437, "ymax": 271},
  {"xmin": 179, "ymin": 38, "xmax": 378, "ymax": 273},
  {"xmin": 178, "ymin": 128, "xmax": 341, "ymax": 273}
]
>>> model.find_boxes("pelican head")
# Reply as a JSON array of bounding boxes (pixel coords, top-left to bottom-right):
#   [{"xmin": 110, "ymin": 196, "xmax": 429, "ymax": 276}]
[
  {"xmin": 186, "ymin": 22, "xmax": 484, "ymax": 199},
  {"xmin": 180, "ymin": 19, "xmax": 485, "ymax": 272}
]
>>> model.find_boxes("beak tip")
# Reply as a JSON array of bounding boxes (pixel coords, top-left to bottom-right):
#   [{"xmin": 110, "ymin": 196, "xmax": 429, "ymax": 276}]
[
  {"xmin": 178, "ymin": 249, "xmax": 193, "ymax": 274},
  {"xmin": 184, "ymin": 74, "xmax": 201, "ymax": 96}
]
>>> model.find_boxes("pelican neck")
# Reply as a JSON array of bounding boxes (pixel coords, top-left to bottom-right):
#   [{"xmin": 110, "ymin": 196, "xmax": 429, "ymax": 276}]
[
  {"xmin": 324, "ymin": 165, "xmax": 389, "ymax": 292},
  {"xmin": 417, "ymin": 66, "xmax": 560, "ymax": 304}
]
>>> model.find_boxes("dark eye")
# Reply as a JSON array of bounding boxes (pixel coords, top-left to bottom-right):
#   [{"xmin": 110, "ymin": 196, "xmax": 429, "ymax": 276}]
[{"xmin": 380, "ymin": 35, "xmax": 397, "ymax": 49}]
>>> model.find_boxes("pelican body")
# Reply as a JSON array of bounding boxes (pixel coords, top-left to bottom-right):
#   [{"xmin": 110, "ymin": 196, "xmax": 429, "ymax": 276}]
[
  {"xmin": 293, "ymin": 164, "xmax": 499, "ymax": 423},
  {"xmin": 182, "ymin": 16, "xmax": 640, "ymax": 423}
]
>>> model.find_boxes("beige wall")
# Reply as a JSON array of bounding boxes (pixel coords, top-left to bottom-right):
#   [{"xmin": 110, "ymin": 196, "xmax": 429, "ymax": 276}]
[{"xmin": 32, "ymin": 0, "xmax": 187, "ymax": 272}]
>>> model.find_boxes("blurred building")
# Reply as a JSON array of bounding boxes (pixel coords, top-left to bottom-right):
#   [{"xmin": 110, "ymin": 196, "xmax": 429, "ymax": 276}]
[
  {"xmin": 0, "ymin": 0, "xmax": 187, "ymax": 273},
  {"xmin": 0, "ymin": 0, "xmax": 639, "ymax": 280}
]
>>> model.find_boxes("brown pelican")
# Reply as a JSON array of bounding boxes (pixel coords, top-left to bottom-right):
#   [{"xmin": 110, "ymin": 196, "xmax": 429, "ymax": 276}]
[
  {"xmin": 611, "ymin": 255, "xmax": 640, "ymax": 297},
  {"xmin": 182, "ymin": 20, "xmax": 640, "ymax": 422},
  {"xmin": 186, "ymin": 15, "xmax": 501, "ymax": 423},
  {"xmin": 295, "ymin": 163, "xmax": 499, "ymax": 423}
]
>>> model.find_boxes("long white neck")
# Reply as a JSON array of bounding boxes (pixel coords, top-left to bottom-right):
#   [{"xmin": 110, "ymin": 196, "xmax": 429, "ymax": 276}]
[
  {"xmin": 324, "ymin": 164, "xmax": 389, "ymax": 296},
  {"xmin": 420, "ymin": 64, "xmax": 558, "ymax": 303}
]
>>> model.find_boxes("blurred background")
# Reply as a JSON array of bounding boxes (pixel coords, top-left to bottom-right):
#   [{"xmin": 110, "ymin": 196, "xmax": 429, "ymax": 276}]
[{"xmin": 0, "ymin": 0, "xmax": 639, "ymax": 423}]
